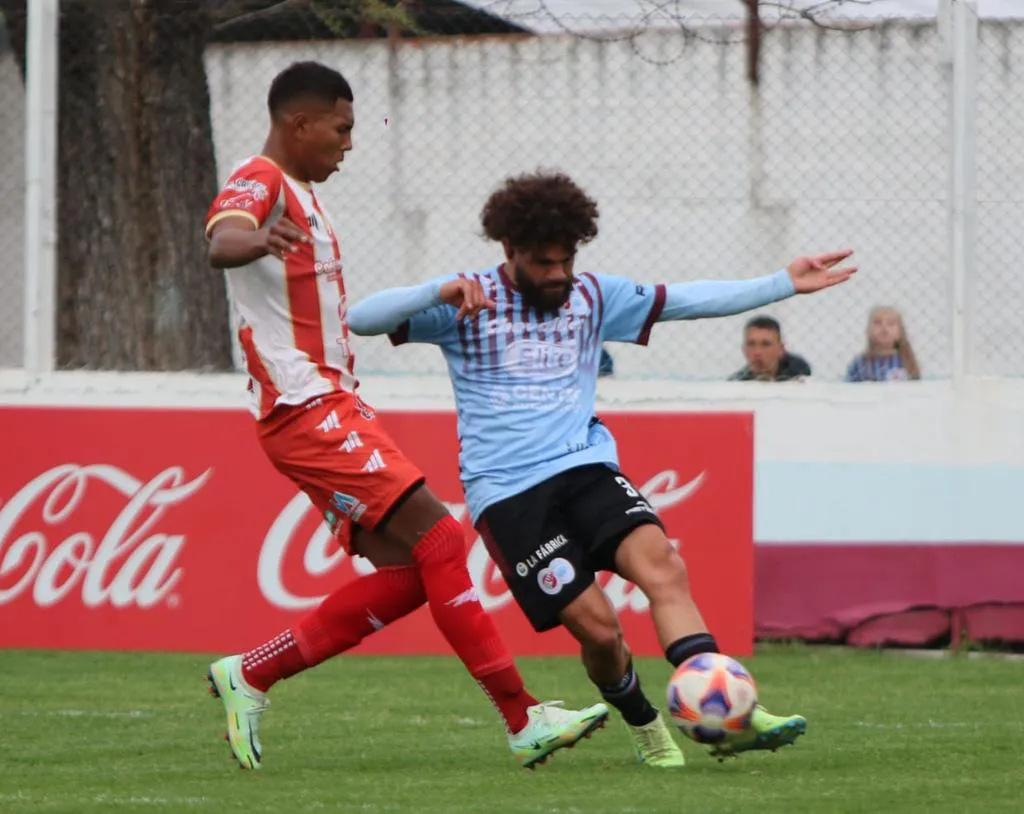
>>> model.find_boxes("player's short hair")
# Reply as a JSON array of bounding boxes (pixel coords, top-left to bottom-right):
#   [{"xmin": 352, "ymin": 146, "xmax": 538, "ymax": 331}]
[
  {"xmin": 481, "ymin": 172, "xmax": 599, "ymax": 253},
  {"xmin": 745, "ymin": 315, "xmax": 782, "ymax": 337},
  {"xmin": 268, "ymin": 62, "xmax": 354, "ymax": 117}
]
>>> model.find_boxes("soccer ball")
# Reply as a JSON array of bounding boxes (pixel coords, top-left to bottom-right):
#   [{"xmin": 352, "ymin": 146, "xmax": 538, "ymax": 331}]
[{"xmin": 666, "ymin": 652, "xmax": 758, "ymax": 744}]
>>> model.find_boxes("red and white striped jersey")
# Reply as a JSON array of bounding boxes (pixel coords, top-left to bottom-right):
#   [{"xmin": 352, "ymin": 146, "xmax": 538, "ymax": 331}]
[{"xmin": 205, "ymin": 156, "xmax": 357, "ymax": 420}]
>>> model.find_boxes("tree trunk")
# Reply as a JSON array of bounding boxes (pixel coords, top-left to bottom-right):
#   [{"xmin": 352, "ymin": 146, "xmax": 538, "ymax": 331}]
[{"xmin": 2, "ymin": 0, "xmax": 232, "ymax": 370}]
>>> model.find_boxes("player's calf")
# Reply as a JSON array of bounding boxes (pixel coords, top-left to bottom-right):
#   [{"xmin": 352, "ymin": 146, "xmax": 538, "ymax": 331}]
[{"xmin": 560, "ymin": 584, "xmax": 683, "ymax": 765}]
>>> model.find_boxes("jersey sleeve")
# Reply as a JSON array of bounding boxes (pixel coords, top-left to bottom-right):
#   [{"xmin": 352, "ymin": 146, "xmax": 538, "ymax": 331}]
[
  {"xmin": 205, "ymin": 158, "xmax": 283, "ymax": 238},
  {"xmin": 589, "ymin": 273, "xmax": 665, "ymax": 345},
  {"xmin": 387, "ymin": 273, "xmax": 463, "ymax": 347}
]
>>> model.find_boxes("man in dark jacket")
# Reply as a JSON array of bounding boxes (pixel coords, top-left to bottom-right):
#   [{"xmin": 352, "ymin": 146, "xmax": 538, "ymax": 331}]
[{"xmin": 729, "ymin": 315, "xmax": 811, "ymax": 381}]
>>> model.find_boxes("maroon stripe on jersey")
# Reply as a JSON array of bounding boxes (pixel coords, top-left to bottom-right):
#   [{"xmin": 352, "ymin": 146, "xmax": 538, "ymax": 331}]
[
  {"xmin": 534, "ymin": 306, "xmax": 547, "ymax": 342},
  {"xmin": 577, "ymin": 281, "xmax": 595, "ymax": 346},
  {"xmin": 497, "ymin": 263, "xmax": 516, "ymax": 294},
  {"xmin": 468, "ymin": 274, "xmax": 484, "ymax": 367},
  {"xmin": 581, "ymin": 273, "xmax": 606, "ymax": 336},
  {"xmin": 504, "ymin": 282, "xmax": 516, "ymax": 350},
  {"xmin": 485, "ymin": 277, "xmax": 499, "ymax": 368},
  {"xmin": 517, "ymin": 294, "xmax": 532, "ymax": 341},
  {"xmin": 637, "ymin": 283, "xmax": 667, "ymax": 346},
  {"xmin": 456, "ymin": 273, "xmax": 472, "ymax": 366}
]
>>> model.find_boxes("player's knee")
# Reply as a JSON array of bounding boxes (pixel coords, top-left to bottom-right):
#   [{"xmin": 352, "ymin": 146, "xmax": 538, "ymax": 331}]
[
  {"xmin": 382, "ymin": 485, "xmax": 456, "ymax": 551},
  {"xmin": 580, "ymin": 618, "xmax": 624, "ymax": 659},
  {"xmin": 639, "ymin": 545, "xmax": 693, "ymax": 603},
  {"xmin": 560, "ymin": 589, "xmax": 624, "ymax": 658}
]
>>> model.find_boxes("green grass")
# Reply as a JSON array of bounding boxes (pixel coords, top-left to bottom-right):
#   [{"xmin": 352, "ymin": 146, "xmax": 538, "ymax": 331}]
[{"xmin": 0, "ymin": 645, "xmax": 1021, "ymax": 814}]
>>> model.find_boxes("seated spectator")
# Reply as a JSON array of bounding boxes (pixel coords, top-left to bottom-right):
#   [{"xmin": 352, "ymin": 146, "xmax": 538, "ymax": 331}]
[
  {"xmin": 730, "ymin": 315, "xmax": 811, "ymax": 381},
  {"xmin": 845, "ymin": 306, "xmax": 921, "ymax": 382}
]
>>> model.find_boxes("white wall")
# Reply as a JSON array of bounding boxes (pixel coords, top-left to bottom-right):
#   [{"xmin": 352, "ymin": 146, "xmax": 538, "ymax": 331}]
[
  {"xmin": 3, "ymin": 371, "xmax": 1023, "ymax": 544},
  {"xmin": 204, "ymin": 21, "xmax": 1024, "ymax": 382}
]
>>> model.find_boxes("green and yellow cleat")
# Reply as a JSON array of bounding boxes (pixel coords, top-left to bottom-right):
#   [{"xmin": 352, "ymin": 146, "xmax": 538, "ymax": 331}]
[
  {"xmin": 709, "ymin": 705, "xmax": 807, "ymax": 761},
  {"xmin": 508, "ymin": 701, "xmax": 610, "ymax": 769},
  {"xmin": 207, "ymin": 654, "xmax": 270, "ymax": 770},
  {"xmin": 627, "ymin": 715, "xmax": 686, "ymax": 768}
]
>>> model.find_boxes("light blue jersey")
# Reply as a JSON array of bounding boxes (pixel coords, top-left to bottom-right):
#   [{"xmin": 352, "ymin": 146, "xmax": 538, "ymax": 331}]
[{"xmin": 349, "ymin": 264, "xmax": 795, "ymax": 523}]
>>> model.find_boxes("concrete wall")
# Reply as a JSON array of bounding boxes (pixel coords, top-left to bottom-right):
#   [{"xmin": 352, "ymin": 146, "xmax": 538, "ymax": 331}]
[{"xmin": 3, "ymin": 371, "xmax": 1023, "ymax": 544}]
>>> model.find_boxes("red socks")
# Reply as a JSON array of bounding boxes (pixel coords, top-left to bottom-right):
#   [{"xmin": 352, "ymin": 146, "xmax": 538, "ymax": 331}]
[
  {"xmin": 476, "ymin": 665, "xmax": 538, "ymax": 734},
  {"xmin": 240, "ymin": 516, "xmax": 538, "ymax": 734},
  {"xmin": 412, "ymin": 516, "xmax": 537, "ymax": 732},
  {"xmin": 241, "ymin": 630, "xmax": 306, "ymax": 692},
  {"xmin": 293, "ymin": 566, "xmax": 426, "ymax": 668},
  {"xmin": 241, "ymin": 565, "xmax": 426, "ymax": 692}
]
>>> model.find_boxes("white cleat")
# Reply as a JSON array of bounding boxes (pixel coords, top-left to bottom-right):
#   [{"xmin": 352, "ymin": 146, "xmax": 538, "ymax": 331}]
[
  {"xmin": 207, "ymin": 654, "xmax": 269, "ymax": 770},
  {"xmin": 508, "ymin": 700, "xmax": 610, "ymax": 769}
]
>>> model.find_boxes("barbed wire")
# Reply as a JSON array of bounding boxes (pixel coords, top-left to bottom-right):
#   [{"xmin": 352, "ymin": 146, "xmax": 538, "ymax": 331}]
[{"xmin": 455, "ymin": 0, "xmax": 911, "ymax": 67}]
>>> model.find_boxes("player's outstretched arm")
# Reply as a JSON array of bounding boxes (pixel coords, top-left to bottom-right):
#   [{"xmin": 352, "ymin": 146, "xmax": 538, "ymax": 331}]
[
  {"xmin": 348, "ymin": 280, "xmax": 445, "ymax": 335},
  {"xmin": 659, "ymin": 249, "xmax": 857, "ymax": 321},
  {"xmin": 596, "ymin": 250, "xmax": 856, "ymax": 346},
  {"xmin": 348, "ymin": 276, "xmax": 496, "ymax": 335}
]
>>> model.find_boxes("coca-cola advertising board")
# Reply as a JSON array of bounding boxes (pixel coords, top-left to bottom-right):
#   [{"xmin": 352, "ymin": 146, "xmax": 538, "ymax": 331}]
[{"xmin": 0, "ymin": 407, "xmax": 753, "ymax": 656}]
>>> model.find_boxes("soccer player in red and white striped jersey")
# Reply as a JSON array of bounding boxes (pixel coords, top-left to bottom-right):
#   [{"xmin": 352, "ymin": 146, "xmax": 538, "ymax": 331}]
[{"xmin": 203, "ymin": 62, "xmax": 607, "ymax": 772}]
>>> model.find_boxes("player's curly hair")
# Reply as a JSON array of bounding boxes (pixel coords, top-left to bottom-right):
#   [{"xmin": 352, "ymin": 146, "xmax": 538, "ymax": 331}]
[{"xmin": 480, "ymin": 172, "xmax": 600, "ymax": 253}]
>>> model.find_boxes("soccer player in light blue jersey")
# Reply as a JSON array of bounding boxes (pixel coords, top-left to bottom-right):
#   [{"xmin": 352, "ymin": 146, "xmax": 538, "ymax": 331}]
[{"xmin": 348, "ymin": 172, "xmax": 857, "ymax": 767}]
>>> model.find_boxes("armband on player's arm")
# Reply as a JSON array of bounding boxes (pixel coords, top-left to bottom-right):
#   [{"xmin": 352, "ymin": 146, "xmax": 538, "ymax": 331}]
[
  {"xmin": 660, "ymin": 269, "xmax": 795, "ymax": 321},
  {"xmin": 347, "ymin": 280, "xmax": 445, "ymax": 336}
]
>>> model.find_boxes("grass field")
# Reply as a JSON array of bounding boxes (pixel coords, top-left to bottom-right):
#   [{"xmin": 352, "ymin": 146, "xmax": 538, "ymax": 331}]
[{"xmin": 1, "ymin": 645, "xmax": 1021, "ymax": 814}]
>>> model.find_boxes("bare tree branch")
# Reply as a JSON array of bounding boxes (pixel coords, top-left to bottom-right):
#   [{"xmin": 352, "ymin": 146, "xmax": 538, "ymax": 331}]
[
  {"xmin": 758, "ymin": 0, "xmax": 884, "ymax": 31},
  {"xmin": 206, "ymin": 0, "xmax": 309, "ymax": 30}
]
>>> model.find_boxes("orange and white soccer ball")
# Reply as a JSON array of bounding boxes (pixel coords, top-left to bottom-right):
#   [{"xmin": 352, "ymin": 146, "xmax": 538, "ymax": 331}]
[{"xmin": 666, "ymin": 652, "xmax": 758, "ymax": 744}]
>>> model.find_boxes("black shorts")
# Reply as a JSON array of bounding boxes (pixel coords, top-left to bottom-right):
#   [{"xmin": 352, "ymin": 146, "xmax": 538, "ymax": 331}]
[{"xmin": 476, "ymin": 463, "xmax": 664, "ymax": 633}]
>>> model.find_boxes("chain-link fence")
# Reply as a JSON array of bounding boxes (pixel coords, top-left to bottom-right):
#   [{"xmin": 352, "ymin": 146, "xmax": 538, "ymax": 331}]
[
  {"xmin": 207, "ymin": 6, "xmax": 954, "ymax": 381},
  {"xmin": 974, "ymin": 19, "xmax": 1024, "ymax": 378},
  {"xmin": 0, "ymin": 12, "xmax": 24, "ymax": 369},
  {"xmin": 5, "ymin": 1, "xmax": 1021, "ymax": 381}
]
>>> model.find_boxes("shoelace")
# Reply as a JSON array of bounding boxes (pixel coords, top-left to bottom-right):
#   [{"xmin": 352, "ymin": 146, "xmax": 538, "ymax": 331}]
[
  {"xmin": 635, "ymin": 722, "xmax": 676, "ymax": 759},
  {"xmin": 232, "ymin": 670, "xmax": 271, "ymax": 714},
  {"xmin": 532, "ymin": 700, "xmax": 572, "ymax": 724},
  {"xmin": 247, "ymin": 698, "xmax": 270, "ymax": 714}
]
